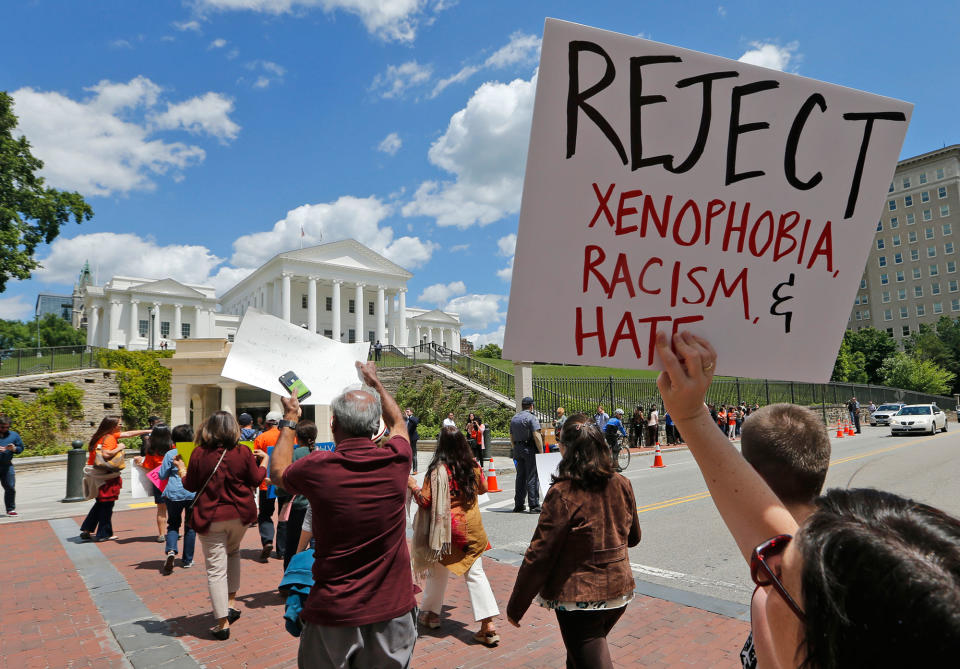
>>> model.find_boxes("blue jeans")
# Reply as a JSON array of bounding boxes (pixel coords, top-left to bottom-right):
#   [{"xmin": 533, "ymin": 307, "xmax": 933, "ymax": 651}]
[
  {"xmin": 164, "ymin": 498, "xmax": 196, "ymax": 564},
  {"xmin": 80, "ymin": 500, "xmax": 115, "ymax": 540},
  {"xmin": 0, "ymin": 465, "xmax": 15, "ymax": 512}
]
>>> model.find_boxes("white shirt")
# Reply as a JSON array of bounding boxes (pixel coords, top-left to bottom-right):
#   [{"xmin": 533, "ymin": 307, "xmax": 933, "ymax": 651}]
[
  {"xmin": 442, "ymin": 418, "xmax": 456, "ymax": 429},
  {"xmin": 647, "ymin": 410, "xmax": 659, "ymax": 426}
]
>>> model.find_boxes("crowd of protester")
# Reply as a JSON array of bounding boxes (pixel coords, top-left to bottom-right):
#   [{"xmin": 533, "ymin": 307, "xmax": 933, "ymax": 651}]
[{"xmin": 74, "ymin": 343, "xmax": 959, "ymax": 668}]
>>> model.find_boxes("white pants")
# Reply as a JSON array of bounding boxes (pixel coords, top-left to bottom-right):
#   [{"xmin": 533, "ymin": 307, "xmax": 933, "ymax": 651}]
[
  {"xmin": 199, "ymin": 518, "xmax": 247, "ymax": 620},
  {"xmin": 421, "ymin": 557, "xmax": 500, "ymax": 622}
]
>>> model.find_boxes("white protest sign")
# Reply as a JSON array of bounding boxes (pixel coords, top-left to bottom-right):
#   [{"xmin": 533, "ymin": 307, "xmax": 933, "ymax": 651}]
[
  {"xmin": 221, "ymin": 309, "xmax": 370, "ymax": 405},
  {"xmin": 130, "ymin": 467, "xmax": 152, "ymax": 499},
  {"xmin": 503, "ymin": 19, "xmax": 912, "ymax": 382},
  {"xmin": 536, "ymin": 452, "xmax": 563, "ymax": 500}
]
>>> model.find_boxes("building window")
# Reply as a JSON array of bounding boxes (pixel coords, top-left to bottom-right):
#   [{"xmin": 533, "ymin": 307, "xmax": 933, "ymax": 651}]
[
  {"xmin": 880, "ymin": 273, "xmax": 889, "ymax": 285},
  {"xmin": 160, "ymin": 321, "xmax": 170, "ymax": 337},
  {"xmin": 855, "ymin": 311, "xmax": 862, "ymax": 321},
  {"xmin": 941, "ymin": 205, "xmax": 950, "ymax": 217},
  {"xmin": 892, "ymin": 234, "xmax": 901, "ymax": 246},
  {"xmin": 905, "ymin": 195, "xmax": 913, "ymax": 207},
  {"xmin": 890, "ymin": 217, "xmax": 899, "ymax": 228},
  {"xmin": 937, "ymin": 168, "xmax": 946, "ymax": 180},
  {"xmin": 860, "ymin": 294, "xmax": 868, "ymax": 304},
  {"xmin": 878, "ymin": 256, "xmax": 887, "ymax": 267},
  {"xmin": 323, "ymin": 329, "xmax": 333, "ymax": 338},
  {"xmin": 348, "ymin": 329, "xmax": 356, "ymax": 343},
  {"xmin": 325, "ymin": 296, "xmax": 332, "ymax": 311},
  {"xmin": 925, "ymin": 227, "xmax": 935, "ymax": 239},
  {"xmin": 919, "ymin": 172, "xmax": 928, "ymax": 184},
  {"xmin": 368, "ymin": 330, "xmax": 375, "ymax": 342},
  {"xmin": 881, "ymin": 291, "xmax": 891, "ymax": 302},
  {"xmin": 953, "ymin": 299, "xmax": 960, "ymax": 312},
  {"xmin": 923, "ymin": 209, "xmax": 933, "ymax": 221},
  {"xmin": 930, "ymin": 264, "xmax": 940, "ymax": 277},
  {"xmin": 889, "ymin": 182, "xmax": 895, "ymax": 192},
  {"xmin": 877, "ymin": 239, "xmax": 885, "ymax": 250},
  {"xmin": 887, "ymin": 327, "xmax": 895, "ymax": 336},
  {"xmin": 921, "ymin": 191, "xmax": 930, "ymax": 203},
  {"xmin": 876, "ymin": 221, "xmax": 883, "ymax": 232},
  {"xmin": 912, "ymin": 267, "xmax": 922, "ymax": 279},
  {"xmin": 896, "ymin": 270, "xmax": 905, "ymax": 282},
  {"xmin": 944, "ymin": 223, "xmax": 953, "ymax": 236},
  {"xmin": 898, "ymin": 288, "xmax": 907, "ymax": 300},
  {"xmin": 916, "ymin": 304, "xmax": 926, "ymax": 317},
  {"xmin": 947, "ymin": 242, "xmax": 955, "ymax": 255},
  {"xmin": 862, "ymin": 309, "xmax": 870, "ymax": 320},
  {"xmin": 914, "ymin": 286, "xmax": 923, "ymax": 298},
  {"xmin": 902, "ymin": 177, "xmax": 911, "ymax": 188},
  {"xmin": 883, "ymin": 309, "xmax": 893, "ymax": 321},
  {"xmin": 853, "ymin": 295, "xmax": 860, "ymax": 306},
  {"xmin": 894, "ymin": 252, "xmax": 903, "ymax": 264},
  {"xmin": 301, "ymin": 295, "xmax": 308, "ymax": 309},
  {"xmin": 899, "ymin": 307, "xmax": 908, "ymax": 319},
  {"xmin": 910, "ymin": 248, "xmax": 919, "ymax": 262},
  {"xmin": 138, "ymin": 320, "xmax": 148, "ymax": 337},
  {"xmin": 348, "ymin": 299, "xmax": 355, "ymax": 314},
  {"xmin": 932, "ymin": 282, "xmax": 941, "ymax": 295},
  {"xmin": 181, "ymin": 323, "xmax": 190, "ymax": 338},
  {"xmin": 902, "ymin": 325, "xmax": 911, "ymax": 336},
  {"xmin": 949, "ymin": 261, "xmax": 957, "ymax": 273},
  {"xmin": 888, "ymin": 200, "xmax": 897, "ymax": 211},
  {"xmin": 928, "ymin": 246, "xmax": 937, "ymax": 258},
  {"xmin": 860, "ymin": 278, "xmax": 867, "ymax": 289},
  {"xmin": 950, "ymin": 280, "xmax": 959, "ymax": 293},
  {"xmin": 906, "ymin": 213, "xmax": 915, "ymax": 225},
  {"xmin": 939, "ymin": 186, "xmax": 948, "ymax": 199},
  {"xmin": 908, "ymin": 231, "xmax": 918, "ymax": 244},
  {"xmin": 368, "ymin": 301, "xmax": 375, "ymax": 316}
]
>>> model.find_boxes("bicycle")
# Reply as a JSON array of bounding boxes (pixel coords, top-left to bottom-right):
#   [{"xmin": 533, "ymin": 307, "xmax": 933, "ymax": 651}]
[{"xmin": 611, "ymin": 434, "xmax": 631, "ymax": 472}]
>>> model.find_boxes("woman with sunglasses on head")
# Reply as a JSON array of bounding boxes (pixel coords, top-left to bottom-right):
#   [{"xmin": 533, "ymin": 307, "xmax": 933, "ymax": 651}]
[
  {"xmin": 506, "ymin": 413, "xmax": 641, "ymax": 668},
  {"xmin": 655, "ymin": 331, "xmax": 960, "ymax": 668}
]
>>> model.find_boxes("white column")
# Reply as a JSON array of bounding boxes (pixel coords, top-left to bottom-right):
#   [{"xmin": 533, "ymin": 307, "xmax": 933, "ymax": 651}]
[
  {"xmin": 307, "ymin": 276, "xmax": 318, "ymax": 333},
  {"xmin": 171, "ymin": 384, "xmax": 190, "ymax": 427},
  {"xmin": 173, "ymin": 304, "xmax": 182, "ymax": 340},
  {"xmin": 88, "ymin": 306, "xmax": 99, "ymax": 347},
  {"xmin": 398, "ymin": 289, "xmax": 407, "ymax": 347},
  {"xmin": 514, "ymin": 362, "xmax": 534, "ymax": 411},
  {"xmin": 220, "ymin": 383, "xmax": 237, "ymax": 414},
  {"xmin": 108, "ymin": 300, "xmax": 121, "ymax": 348},
  {"xmin": 375, "ymin": 285, "xmax": 386, "ymax": 343},
  {"xmin": 128, "ymin": 299, "xmax": 139, "ymax": 348},
  {"xmin": 272, "ymin": 280, "xmax": 282, "ymax": 318},
  {"xmin": 443, "ymin": 328, "xmax": 451, "ymax": 348},
  {"xmin": 332, "ymin": 280, "xmax": 342, "ymax": 341},
  {"xmin": 415, "ymin": 324, "xmax": 421, "ymax": 347},
  {"xmin": 355, "ymin": 283, "xmax": 365, "ymax": 342},
  {"xmin": 194, "ymin": 305, "xmax": 203, "ymax": 338},
  {"xmin": 386, "ymin": 293, "xmax": 395, "ymax": 345},
  {"xmin": 282, "ymin": 273, "xmax": 292, "ymax": 322},
  {"xmin": 428, "ymin": 326, "xmax": 435, "ymax": 344},
  {"xmin": 152, "ymin": 302, "xmax": 162, "ymax": 349}
]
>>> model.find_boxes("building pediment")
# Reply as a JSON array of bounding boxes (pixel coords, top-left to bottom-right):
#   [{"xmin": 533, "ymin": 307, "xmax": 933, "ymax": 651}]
[
  {"xmin": 279, "ymin": 240, "xmax": 413, "ymax": 279},
  {"xmin": 127, "ymin": 278, "xmax": 208, "ymax": 299},
  {"xmin": 411, "ymin": 309, "xmax": 460, "ymax": 325}
]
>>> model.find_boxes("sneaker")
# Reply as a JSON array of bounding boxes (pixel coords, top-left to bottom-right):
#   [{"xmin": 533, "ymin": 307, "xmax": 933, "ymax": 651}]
[
  {"xmin": 156, "ymin": 535, "xmax": 165, "ymax": 543},
  {"xmin": 98, "ymin": 535, "xmax": 118, "ymax": 542},
  {"xmin": 80, "ymin": 531, "xmax": 93, "ymax": 542},
  {"xmin": 512, "ymin": 507, "xmax": 526, "ymax": 513},
  {"xmin": 181, "ymin": 561, "xmax": 193, "ymax": 569},
  {"xmin": 528, "ymin": 507, "xmax": 542, "ymax": 514},
  {"xmin": 259, "ymin": 542, "xmax": 273, "ymax": 562},
  {"xmin": 163, "ymin": 552, "xmax": 175, "ymax": 574},
  {"xmin": 6, "ymin": 511, "xmax": 17, "ymax": 517}
]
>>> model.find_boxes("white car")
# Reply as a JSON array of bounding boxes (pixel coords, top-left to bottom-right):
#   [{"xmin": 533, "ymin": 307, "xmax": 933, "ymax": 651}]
[
  {"xmin": 890, "ymin": 404, "xmax": 948, "ymax": 436},
  {"xmin": 870, "ymin": 403, "xmax": 906, "ymax": 426}
]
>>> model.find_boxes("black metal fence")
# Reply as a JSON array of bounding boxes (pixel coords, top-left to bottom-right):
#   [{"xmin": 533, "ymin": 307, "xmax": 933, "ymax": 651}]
[{"xmin": 0, "ymin": 346, "xmax": 104, "ymax": 378}]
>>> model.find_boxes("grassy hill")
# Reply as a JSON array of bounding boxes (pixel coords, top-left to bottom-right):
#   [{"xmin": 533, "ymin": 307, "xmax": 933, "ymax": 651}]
[{"xmin": 475, "ymin": 357, "xmax": 659, "ymax": 379}]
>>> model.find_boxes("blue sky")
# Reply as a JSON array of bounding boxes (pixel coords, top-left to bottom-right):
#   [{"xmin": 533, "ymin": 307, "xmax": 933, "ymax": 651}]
[{"xmin": 2, "ymin": 0, "xmax": 959, "ymax": 345}]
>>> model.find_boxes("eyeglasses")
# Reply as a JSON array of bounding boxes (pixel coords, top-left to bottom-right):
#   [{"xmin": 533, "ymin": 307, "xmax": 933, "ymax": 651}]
[{"xmin": 750, "ymin": 534, "xmax": 805, "ymax": 622}]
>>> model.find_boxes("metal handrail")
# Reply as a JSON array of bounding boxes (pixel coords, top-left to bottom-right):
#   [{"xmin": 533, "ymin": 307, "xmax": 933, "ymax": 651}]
[{"xmin": 0, "ymin": 345, "xmax": 105, "ymax": 378}]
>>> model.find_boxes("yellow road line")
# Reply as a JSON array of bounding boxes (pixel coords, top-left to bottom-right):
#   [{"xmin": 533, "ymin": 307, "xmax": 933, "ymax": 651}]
[
  {"xmin": 636, "ymin": 433, "xmax": 943, "ymax": 514},
  {"xmin": 128, "ymin": 501, "xmax": 157, "ymax": 509}
]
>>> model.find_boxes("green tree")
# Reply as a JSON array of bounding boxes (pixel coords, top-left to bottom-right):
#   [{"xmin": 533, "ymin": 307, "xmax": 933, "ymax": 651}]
[
  {"xmin": 830, "ymin": 336, "xmax": 868, "ymax": 383},
  {"xmin": 0, "ymin": 91, "xmax": 93, "ymax": 292},
  {"xmin": 0, "ymin": 318, "xmax": 33, "ymax": 349},
  {"xmin": 0, "ymin": 383, "xmax": 85, "ymax": 456},
  {"xmin": 0, "ymin": 314, "xmax": 85, "ymax": 349},
  {"xmin": 474, "ymin": 343, "xmax": 502, "ymax": 359},
  {"xmin": 845, "ymin": 328, "xmax": 898, "ymax": 384},
  {"xmin": 96, "ymin": 349, "xmax": 173, "ymax": 427},
  {"xmin": 879, "ymin": 351, "xmax": 955, "ymax": 395}
]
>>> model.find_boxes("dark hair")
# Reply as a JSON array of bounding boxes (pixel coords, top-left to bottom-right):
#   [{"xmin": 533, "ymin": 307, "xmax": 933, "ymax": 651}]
[
  {"xmin": 89, "ymin": 416, "xmax": 120, "ymax": 451},
  {"xmin": 426, "ymin": 427, "xmax": 478, "ymax": 502},
  {"xmin": 147, "ymin": 425, "xmax": 173, "ymax": 456},
  {"xmin": 171, "ymin": 424, "xmax": 194, "ymax": 443},
  {"xmin": 741, "ymin": 404, "xmax": 831, "ymax": 506},
  {"xmin": 148, "ymin": 415, "xmax": 161, "ymax": 425},
  {"xmin": 195, "ymin": 411, "xmax": 240, "ymax": 450},
  {"xmin": 296, "ymin": 420, "xmax": 318, "ymax": 448},
  {"xmin": 0, "ymin": 414, "xmax": 10, "ymax": 425},
  {"xmin": 798, "ymin": 488, "xmax": 960, "ymax": 668},
  {"xmin": 553, "ymin": 413, "xmax": 614, "ymax": 491}
]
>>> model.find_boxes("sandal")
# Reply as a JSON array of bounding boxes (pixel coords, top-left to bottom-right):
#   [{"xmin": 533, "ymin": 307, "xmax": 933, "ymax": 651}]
[
  {"xmin": 211, "ymin": 626, "xmax": 230, "ymax": 641},
  {"xmin": 418, "ymin": 611, "xmax": 441, "ymax": 629},
  {"xmin": 474, "ymin": 630, "xmax": 500, "ymax": 647}
]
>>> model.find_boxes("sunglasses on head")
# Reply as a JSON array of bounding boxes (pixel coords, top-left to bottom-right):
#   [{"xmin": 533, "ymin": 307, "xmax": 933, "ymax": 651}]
[{"xmin": 750, "ymin": 534, "xmax": 805, "ymax": 622}]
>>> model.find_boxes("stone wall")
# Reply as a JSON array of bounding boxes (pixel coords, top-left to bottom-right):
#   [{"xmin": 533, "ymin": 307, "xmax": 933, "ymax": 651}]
[{"xmin": 0, "ymin": 368, "xmax": 122, "ymax": 440}]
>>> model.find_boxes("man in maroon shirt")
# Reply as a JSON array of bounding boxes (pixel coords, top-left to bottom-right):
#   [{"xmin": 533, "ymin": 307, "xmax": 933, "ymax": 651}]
[{"xmin": 270, "ymin": 361, "xmax": 416, "ymax": 669}]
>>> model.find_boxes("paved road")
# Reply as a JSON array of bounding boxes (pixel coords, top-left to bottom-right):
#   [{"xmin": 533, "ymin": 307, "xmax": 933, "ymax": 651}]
[{"xmin": 478, "ymin": 424, "xmax": 960, "ymax": 605}]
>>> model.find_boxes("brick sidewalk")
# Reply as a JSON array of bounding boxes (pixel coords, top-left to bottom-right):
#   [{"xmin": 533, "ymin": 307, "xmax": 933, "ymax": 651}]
[{"xmin": 3, "ymin": 509, "xmax": 748, "ymax": 668}]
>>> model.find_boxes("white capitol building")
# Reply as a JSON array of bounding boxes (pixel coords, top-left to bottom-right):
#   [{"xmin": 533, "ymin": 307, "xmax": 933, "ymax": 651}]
[{"xmin": 81, "ymin": 239, "xmax": 463, "ymax": 352}]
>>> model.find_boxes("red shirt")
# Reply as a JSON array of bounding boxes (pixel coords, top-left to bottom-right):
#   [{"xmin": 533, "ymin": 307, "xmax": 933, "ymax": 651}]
[
  {"xmin": 282, "ymin": 434, "xmax": 415, "ymax": 627},
  {"xmin": 183, "ymin": 443, "xmax": 266, "ymax": 534}
]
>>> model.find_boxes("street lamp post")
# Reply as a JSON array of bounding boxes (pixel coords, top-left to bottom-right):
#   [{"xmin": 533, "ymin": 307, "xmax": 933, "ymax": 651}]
[{"xmin": 149, "ymin": 308, "xmax": 156, "ymax": 351}]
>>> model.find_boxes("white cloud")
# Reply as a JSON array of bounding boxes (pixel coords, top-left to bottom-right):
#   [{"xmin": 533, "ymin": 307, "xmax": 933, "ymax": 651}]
[
  {"xmin": 430, "ymin": 66, "xmax": 480, "ymax": 98},
  {"xmin": 370, "ymin": 61, "xmax": 433, "ymax": 99},
  {"xmin": 496, "ymin": 233, "xmax": 516, "ymax": 257},
  {"xmin": 11, "ymin": 77, "xmax": 239, "ymax": 196},
  {"xmin": 446, "ymin": 293, "xmax": 505, "ymax": 330},
  {"xmin": 229, "ymin": 195, "xmax": 437, "ymax": 270},
  {"xmin": 194, "ymin": 0, "xmax": 446, "ymax": 43},
  {"xmin": 34, "ymin": 233, "xmax": 224, "ymax": 286},
  {"xmin": 738, "ymin": 41, "xmax": 799, "ymax": 72},
  {"xmin": 151, "ymin": 92, "xmax": 240, "ymax": 142},
  {"xmin": 449, "ymin": 243, "xmax": 469, "ymax": 252},
  {"xmin": 466, "ymin": 325, "xmax": 505, "ymax": 348},
  {"xmin": 496, "ymin": 258, "xmax": 513, "ymax": 282},
  {"xmin": 378, "ymin": 132, "xmax": 402, "ymax": 156},
  {"xmin": 174, "ymin": 20, "xmax": 202, "ymax": 32},
  {"xmin": 209, "ymin": 38, "xmax": 228, "ymax": 49},
  {"xmin": 418, "ymin": 281, "xmax": 465, "ymax": 306},
  {"xmin": 245, "ymin": 60, "xmax": 286, "ymax": 89},
  {"xmin": 110, "ymin": 39, "xmax": 133, "ymax": 49},
  {"xmin": 208, "ymin": 266, "xmax": 256, "ymax": 295},
  {"xmin": 0, "ymin": 295, "xmax": 36, "ymax": 320},
  {"xmin": 717, "ymin": 6, "xmax": 727, "ymax": 17},
  {"xmin": 403, "ymin": 74, "xmax": 535, "ymax": 228},
  {"xmin": 430, "ymin": 31, "xmax": 539, "ymax": 98}
]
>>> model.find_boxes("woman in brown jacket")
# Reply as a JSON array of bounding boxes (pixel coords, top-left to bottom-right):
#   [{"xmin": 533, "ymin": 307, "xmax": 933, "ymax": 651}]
[
  {"xmin": 184, "ymin": 411, "xmax": 268, "ymax": 640},
  {"xmin": 506, "ymin": 413, "xmax": 641, "ymax": 668}
]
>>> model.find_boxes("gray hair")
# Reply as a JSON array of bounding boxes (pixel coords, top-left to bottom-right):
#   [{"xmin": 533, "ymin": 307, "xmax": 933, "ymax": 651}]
[{"xmin": 331, "ymin": 385, "xmax": 382, "ymax": 438}]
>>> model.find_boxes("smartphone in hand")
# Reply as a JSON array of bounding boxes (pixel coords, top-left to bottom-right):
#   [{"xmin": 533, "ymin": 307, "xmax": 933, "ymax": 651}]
[{"xmin": 279, "ymin": 370, "xmax": 312, "ymax": 401}]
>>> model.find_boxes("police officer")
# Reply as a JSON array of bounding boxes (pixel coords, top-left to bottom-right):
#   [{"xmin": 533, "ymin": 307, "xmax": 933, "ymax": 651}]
[{"xmin": 510, "ymin": 397, "xmax": 542, "ymax": 514}]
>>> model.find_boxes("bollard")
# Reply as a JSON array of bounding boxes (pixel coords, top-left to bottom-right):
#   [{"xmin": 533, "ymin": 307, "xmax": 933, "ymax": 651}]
[{"xmin": 62, "ymin": 439, "xmax": 86, "ymax": 503}]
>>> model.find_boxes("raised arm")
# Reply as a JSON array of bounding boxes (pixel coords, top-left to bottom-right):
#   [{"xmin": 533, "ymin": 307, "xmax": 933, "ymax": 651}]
[
  {"xmin": 270, "ymin": 392, "xmax": 300, "ymax": 489},
  {"xmin": 356, "ymin": 360, "xmax": 408, "ymax": 443},
  {"xmin": 655, "ymin": 331, "xmax": 797, "ymax": 564}
]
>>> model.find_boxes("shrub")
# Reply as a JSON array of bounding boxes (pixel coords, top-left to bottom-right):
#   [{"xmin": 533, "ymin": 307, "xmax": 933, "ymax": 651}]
[
  {"xmin": 394, "ymin": 379, "xmax": 515, "ymax": 438},
  {"xmin": 96, "ymin": 349, "xmax": 173, "ymax": 427},
  {"xmin": 1, "ymin": 383, "xmax": 85, "ymax": 456}
]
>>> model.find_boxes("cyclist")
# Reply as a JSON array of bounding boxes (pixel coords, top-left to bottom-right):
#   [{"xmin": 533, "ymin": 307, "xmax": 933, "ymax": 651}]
[{"xmin": 604, "ymin": 409, "xmax": 628, "ymax": 464}]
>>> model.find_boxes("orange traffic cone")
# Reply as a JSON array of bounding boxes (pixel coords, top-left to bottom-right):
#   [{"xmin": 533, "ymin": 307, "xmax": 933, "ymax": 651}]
[
  {"xmin": 846, "ymin": 420, "xmax": 854, "ymax": 436},
  {"xmin": 836, "ymin": 420, "xmax": 844, "ymax": 438},
  {"xmin": 650, "ymin": 443, "xmax": 666, "ymax": 468},
  {"xmin": 486, "ymin": 458, "xmax": 503, "ymax": 492}
]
